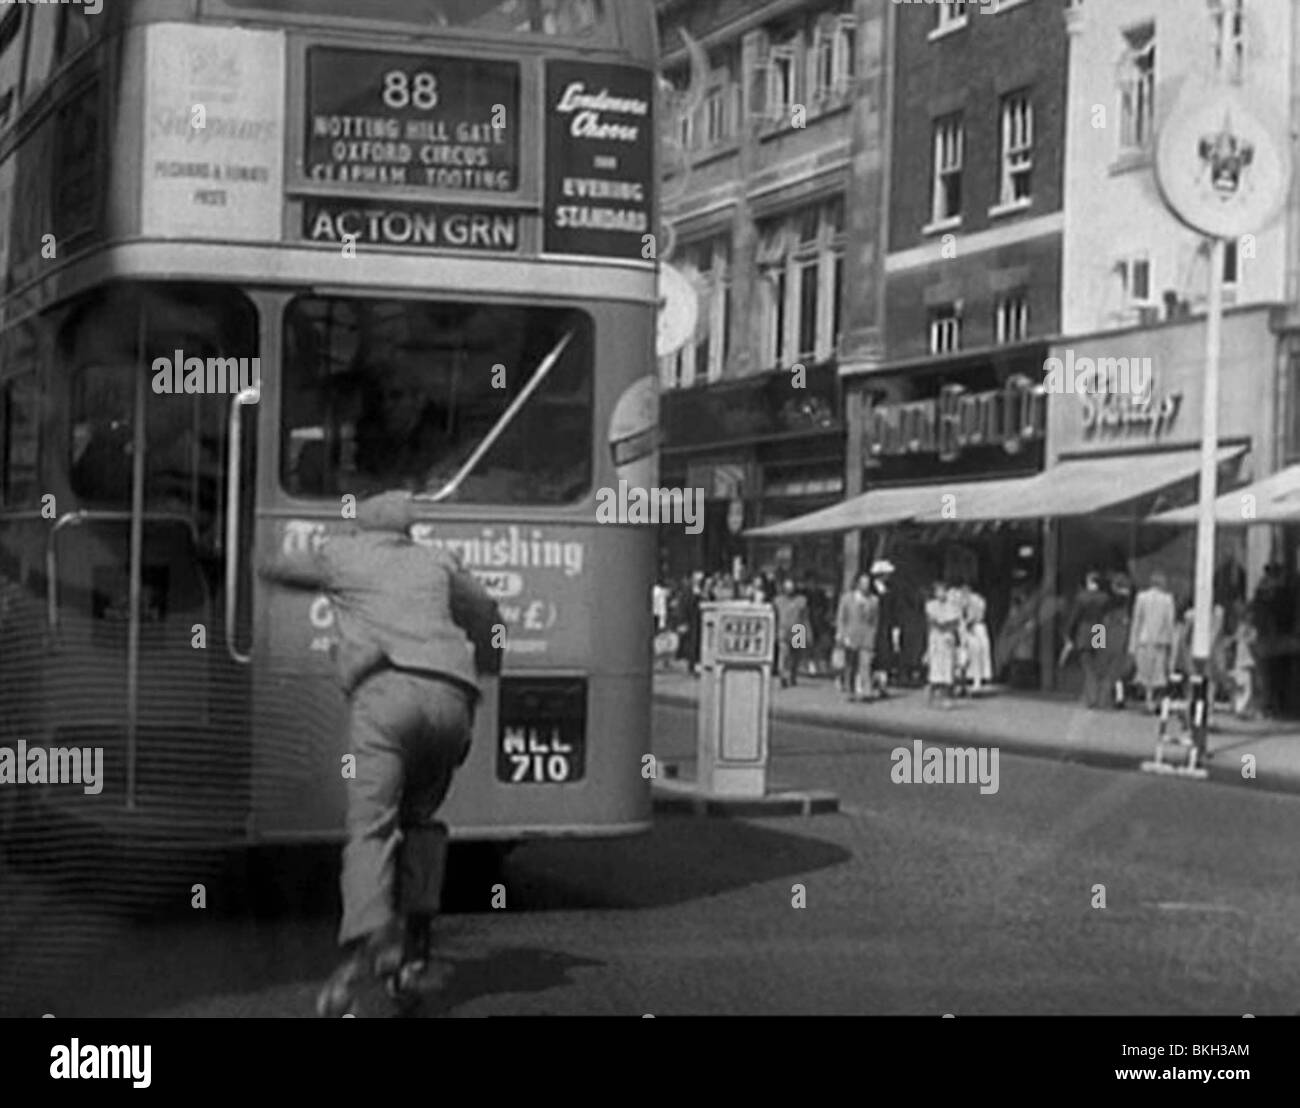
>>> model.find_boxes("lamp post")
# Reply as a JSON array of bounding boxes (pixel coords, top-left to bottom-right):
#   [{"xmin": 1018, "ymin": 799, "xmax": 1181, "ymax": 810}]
[{"xmin": 1155, "ymin": 6, "xmax": 1289, "ymax": 766}]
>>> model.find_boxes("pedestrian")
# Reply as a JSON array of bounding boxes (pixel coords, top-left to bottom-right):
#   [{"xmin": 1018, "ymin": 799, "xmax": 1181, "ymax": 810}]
[
  {"xmin": 1101, "ymin": 573, "xmax": 1133, "ymax": 708},
  {"xmin": 772, "ymin": 578, "xmax": 810, "ymax": 689},
  {"xmin": 678, "ymin": 573, "xmax": 703, "ymax": 676},
  {"xmin": 947, "ymin": 583, "xmax": 970, "ymax": 698},
  {"xmin": 869, "ymin": 560, "xmax": 901, "ymax": 697},
  {"xmin": 836, "ymin": 572, "xmax": 880, "ymax": 702},
  {"xmin": 961, "ymin": 581, "xmax": 992, "ymax": 696},
  {"xmin": 924, "ymin": 580, "xmax": 960, "ymax": 708},
  {"xmin": 652, "ymin": 579, "xmax": 669, "ymax": 635},
  {"xmin": 1128, "ymin": 569, "xmax": 1177, "ymax": 713},
  {"xmin": 258, "ymin": 490, "xmax": 501, "ymax": 1017},
  {"xmin": 1232, "ymin": 601, "xmax": 1258, "ymax": 718},
  {"xmin": 1063, "ymin": 570, "xmax": 1111, "ymax": 709},
  {"xmin": 1250, "ymin": 564, "xmax": 1283, "ymax": 716}
]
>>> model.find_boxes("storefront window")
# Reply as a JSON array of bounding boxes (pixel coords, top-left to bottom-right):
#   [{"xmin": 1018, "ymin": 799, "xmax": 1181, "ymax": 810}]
[{"xmin": 281, "ymin": 297, "xmax": 593, "ymax": 504}]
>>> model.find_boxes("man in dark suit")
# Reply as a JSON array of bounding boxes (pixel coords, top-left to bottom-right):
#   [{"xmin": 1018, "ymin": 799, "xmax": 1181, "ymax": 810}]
[
  {"xmin": 259, "ymin": 490, "xmax": 501, "ymax": 1016},
  {"xmin": 1064, "ymin": 570, "xmax": 1112, "ymax": 709}
]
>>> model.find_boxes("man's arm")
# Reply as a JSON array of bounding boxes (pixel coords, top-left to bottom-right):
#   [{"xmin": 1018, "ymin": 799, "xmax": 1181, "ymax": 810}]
[
  {"xmin": 447, "ymin": 560, "xmax": 504, "ymax": 676},
  {"xmin": 257, "ymin": 544, "xmax": 332, "ymax": 592}
]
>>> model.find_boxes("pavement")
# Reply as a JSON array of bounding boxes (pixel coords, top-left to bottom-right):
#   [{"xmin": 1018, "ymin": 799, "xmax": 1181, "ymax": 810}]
[{"xmin": 653, "ymin": 667, "xmax": 1300, "ymax": 796}]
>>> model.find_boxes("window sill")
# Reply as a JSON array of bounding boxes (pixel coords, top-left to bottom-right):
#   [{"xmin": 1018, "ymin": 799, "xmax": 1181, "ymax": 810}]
[
  {"xmin": 756, "ymin": 114, "xmax": 795, "ymax": 140},
  {"xmin": 808, "ymin": 94, "xmax": 854, "ymax": 122},
  {"xmin": 1109, "ymin": 148, "xmax": 1154, "ymax": 176},
  {"xmin": 690, "ymin": 140, "xmax": 742, "ymax": 169},
  {"xmin": 927, "ymin": 18, "xmax": 969, "ymax": 42},
  {"xmin": 921, "ymin": 216, "xmax": 962, "ymax": 236},
  {"xmin": 988, "ymin": 198, "xmax": 1033, "ymax": 219}
]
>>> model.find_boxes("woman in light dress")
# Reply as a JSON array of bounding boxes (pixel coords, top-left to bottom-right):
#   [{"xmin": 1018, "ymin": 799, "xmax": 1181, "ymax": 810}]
[
  {"xmin": 959, "ymin": 582, "xmax": 993, "ymax": 695},
  {"xmin": 925, "ymin": 581, "xmax": 961, "ymax": 708}
]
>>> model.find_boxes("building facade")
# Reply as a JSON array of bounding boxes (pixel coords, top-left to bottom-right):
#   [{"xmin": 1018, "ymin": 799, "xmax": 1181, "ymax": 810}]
[
  {"xmin": 835, "ymin": 0, "xmax": 1070, "ymax": 686},
  {"xmin": 654, "ymin": 0, "xmax": 890, "ymax": 588},
  {"xmin": 1050, "ymin": 0, "xmax": 1296, "ymax": 695}
]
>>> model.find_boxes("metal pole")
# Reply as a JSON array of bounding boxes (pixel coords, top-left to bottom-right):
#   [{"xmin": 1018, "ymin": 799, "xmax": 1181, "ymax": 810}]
[{"xmin": 1190, "ymin": 236, "xmax": 1225, "ymax": 761}]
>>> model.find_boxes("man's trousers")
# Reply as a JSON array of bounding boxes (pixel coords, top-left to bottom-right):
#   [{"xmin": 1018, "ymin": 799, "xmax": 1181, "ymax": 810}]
[{"xmin": 339, "ymin": 669, "xmax": 473, "ymax": 946}]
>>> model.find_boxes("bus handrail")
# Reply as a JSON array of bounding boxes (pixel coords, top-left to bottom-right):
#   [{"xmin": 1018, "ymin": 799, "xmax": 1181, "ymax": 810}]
[
  {"xmin": 45, "ymin": 510, "xmax": 201, "ymax": 633},
  {"xmin": 225, "ymin": 386, "xmax": 261, "ymax": 664}
]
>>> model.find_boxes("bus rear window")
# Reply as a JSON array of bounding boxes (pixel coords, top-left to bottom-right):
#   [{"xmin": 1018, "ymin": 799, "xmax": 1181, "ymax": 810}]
[
  {"xmin": 213, "ymin": 0, "xmax": 608, "ymax": 36},
  {"xmin": 281, "ymin": 297, "xmax": 593, "ymax": 505}
]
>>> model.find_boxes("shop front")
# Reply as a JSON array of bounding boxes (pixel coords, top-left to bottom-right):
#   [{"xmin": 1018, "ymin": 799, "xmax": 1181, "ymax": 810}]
[
  {"xmin": 749, "ymin": 343, "xmax": 1052, "ymax": 687},
  {"xmin": 1040, "ymin": 307, "xmax": 1275, "ymax": 692},
  {"xmin": 658, "ymin": 361, "xmax": 845, "ymax": 585}
]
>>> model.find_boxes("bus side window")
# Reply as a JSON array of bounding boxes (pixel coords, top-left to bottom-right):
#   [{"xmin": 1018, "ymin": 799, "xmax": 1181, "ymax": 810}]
[
  {"xmin": 68, "ymin": 363, "xmax": 133, "ymax": 505},
  {"xmin": 22, "ymin": 7, "xmax": 57, "ymax": 103},
  {"xmin": 55, "ymin": 7, "xmax": 97, "ymax": 63},
  {"xmin": 0, "ymin": 7, "xmax": 23, "ymax": 130},
  {"xmin": 1, "ymin": 374, "xmax": 40, "ymax": 508}
]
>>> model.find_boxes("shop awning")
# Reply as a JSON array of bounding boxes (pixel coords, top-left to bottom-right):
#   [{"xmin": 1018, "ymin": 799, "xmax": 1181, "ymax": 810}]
[
  {"xmin": 743, "ymin": 483, "xmax": 944, "ymax": 537},
  {"xmin": 907, "ymin": 445, "xmax": 1245, "ymax": 523},
  {"xmin": 748, "ymin": 445, "xmax": 1244, "ymax": 536},
  {"xmin": 1148, "ymin": 462, "xmax": 1300, "ymax": 526}
]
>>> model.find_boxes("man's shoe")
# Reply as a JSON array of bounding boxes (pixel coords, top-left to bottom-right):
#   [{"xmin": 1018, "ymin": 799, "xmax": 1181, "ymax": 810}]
[
  {"xmin": 316, "ymin": 944, "xmax": 370, "ymax": 1018},
  {"xmin": 369, "ymin": 920, "xmax": 406, "ymax": 978}
]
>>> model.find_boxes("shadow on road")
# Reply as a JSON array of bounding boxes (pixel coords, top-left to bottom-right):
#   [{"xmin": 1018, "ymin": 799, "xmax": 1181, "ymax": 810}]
[{"xmin": 1, "ymin": 803, "xmax": 850, "ymax": 1015}]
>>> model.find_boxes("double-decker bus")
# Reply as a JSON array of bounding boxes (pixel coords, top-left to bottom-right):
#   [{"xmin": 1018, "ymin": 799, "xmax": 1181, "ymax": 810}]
[{"xmin": 0, "ymin": 0, "xmax": 660, "ymax": 851}]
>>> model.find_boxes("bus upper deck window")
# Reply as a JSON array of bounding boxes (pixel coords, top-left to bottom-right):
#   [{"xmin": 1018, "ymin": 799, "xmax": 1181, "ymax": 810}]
[{"xmin": 215, "ymin": 0, "xmax": 606, "ymax": 36}]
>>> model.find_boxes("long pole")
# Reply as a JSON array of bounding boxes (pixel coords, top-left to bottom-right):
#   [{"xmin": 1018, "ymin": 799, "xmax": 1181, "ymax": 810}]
[{"xmin": 1189, "ymin": 235, "xmax": 1224, "ymax": 761}]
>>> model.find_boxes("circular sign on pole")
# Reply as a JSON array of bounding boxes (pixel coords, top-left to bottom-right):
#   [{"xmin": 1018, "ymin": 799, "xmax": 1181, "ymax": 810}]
[
  {"xmin": 657, "ymin": 261, "xmax": 700, "ymax": 359},
  {"xmin": 1156, "ymin": 80, "xmax": 1291, "ymax": 238}
]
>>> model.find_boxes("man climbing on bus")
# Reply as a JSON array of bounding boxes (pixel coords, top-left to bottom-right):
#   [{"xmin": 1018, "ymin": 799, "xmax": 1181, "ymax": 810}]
[{"xmin": 258, "ymin": 489, "xmax": 501, "ymax": 1016}]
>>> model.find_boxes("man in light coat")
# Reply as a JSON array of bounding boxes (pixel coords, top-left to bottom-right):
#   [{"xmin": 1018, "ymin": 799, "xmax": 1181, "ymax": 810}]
[
  {"xmin": 1128, "ymin": 570, "xmax": 1177, "ymax": 713},
  {"xmin": 836, "ymin": 573, "xmax": 880, "ymax": 702},
  {"xmin": 259, "ymin": 490, "xmax": 501, "ymax": 1016},
  {"xmin": 772, "ymin": 578, "xmax": 810, "ymax": 688}
]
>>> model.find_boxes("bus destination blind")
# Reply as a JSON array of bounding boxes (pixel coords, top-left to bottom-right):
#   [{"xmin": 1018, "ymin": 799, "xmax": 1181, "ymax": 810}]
[{"xmin": 305, "ymin": 47, "xmax": 520, "ymax": 193}]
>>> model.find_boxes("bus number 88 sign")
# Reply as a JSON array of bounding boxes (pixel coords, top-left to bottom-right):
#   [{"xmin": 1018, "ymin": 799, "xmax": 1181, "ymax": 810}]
[{"xmin": 305, "ymin": 48, "xmax": 520, "ymax": 193}]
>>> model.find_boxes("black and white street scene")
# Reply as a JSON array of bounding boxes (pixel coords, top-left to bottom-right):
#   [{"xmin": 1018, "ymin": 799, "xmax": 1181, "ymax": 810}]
[{"xmin": 1, "ymin": 0, "xmax": 1299, "ymax": 1042}]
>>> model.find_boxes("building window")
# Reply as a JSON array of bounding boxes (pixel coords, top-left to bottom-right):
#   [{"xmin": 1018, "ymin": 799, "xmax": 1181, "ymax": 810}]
[
  {"xmin": 768, "ymin": 41, "xmax": 798, "ymax": 120},
  {"xmin": 758, "ymin": 196, "xmax": 847, "ymax": 369},
  {"xmin": 1113, "ymin": 255, "xmax": 1153, "ymax": 320},
  {"xmin": 1214, "ymin": 0, "xmax": 1245, "ymax": 84},
  {"xmin": 936, "ymin": 2, "xmax": 969, "ymax": 33},
  {"xmin": 929, "ymin": 305, "xmax": 962, "ymax": 355},
  {"xmin": 999, "ymin": 92, "xmax": 1034, "ymax": 206},
  {"xmin": 931, "ymin": 114, "xmax": 964, "ymax": 225},
  {"xmin": 811, "ymin": 11, "xmax": 856, "ymax": 101},
  {"xmin": 833, "ymin": 15, "xmax": 856, "ymax": 92},
  {"xmin": 669, "ymin": 48, "xmax": 739, "ymax": 153},
  {"xmin": 1119, "ymin": 23, "xmax": 1156, "ymax": 151},
  {"xmin": 671, "ymin": 235, "xmax": 731, "ymax": 387},
  {"xmin": 995, "ymin": 294, "xmax": 1029, "ymax": 344}
]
